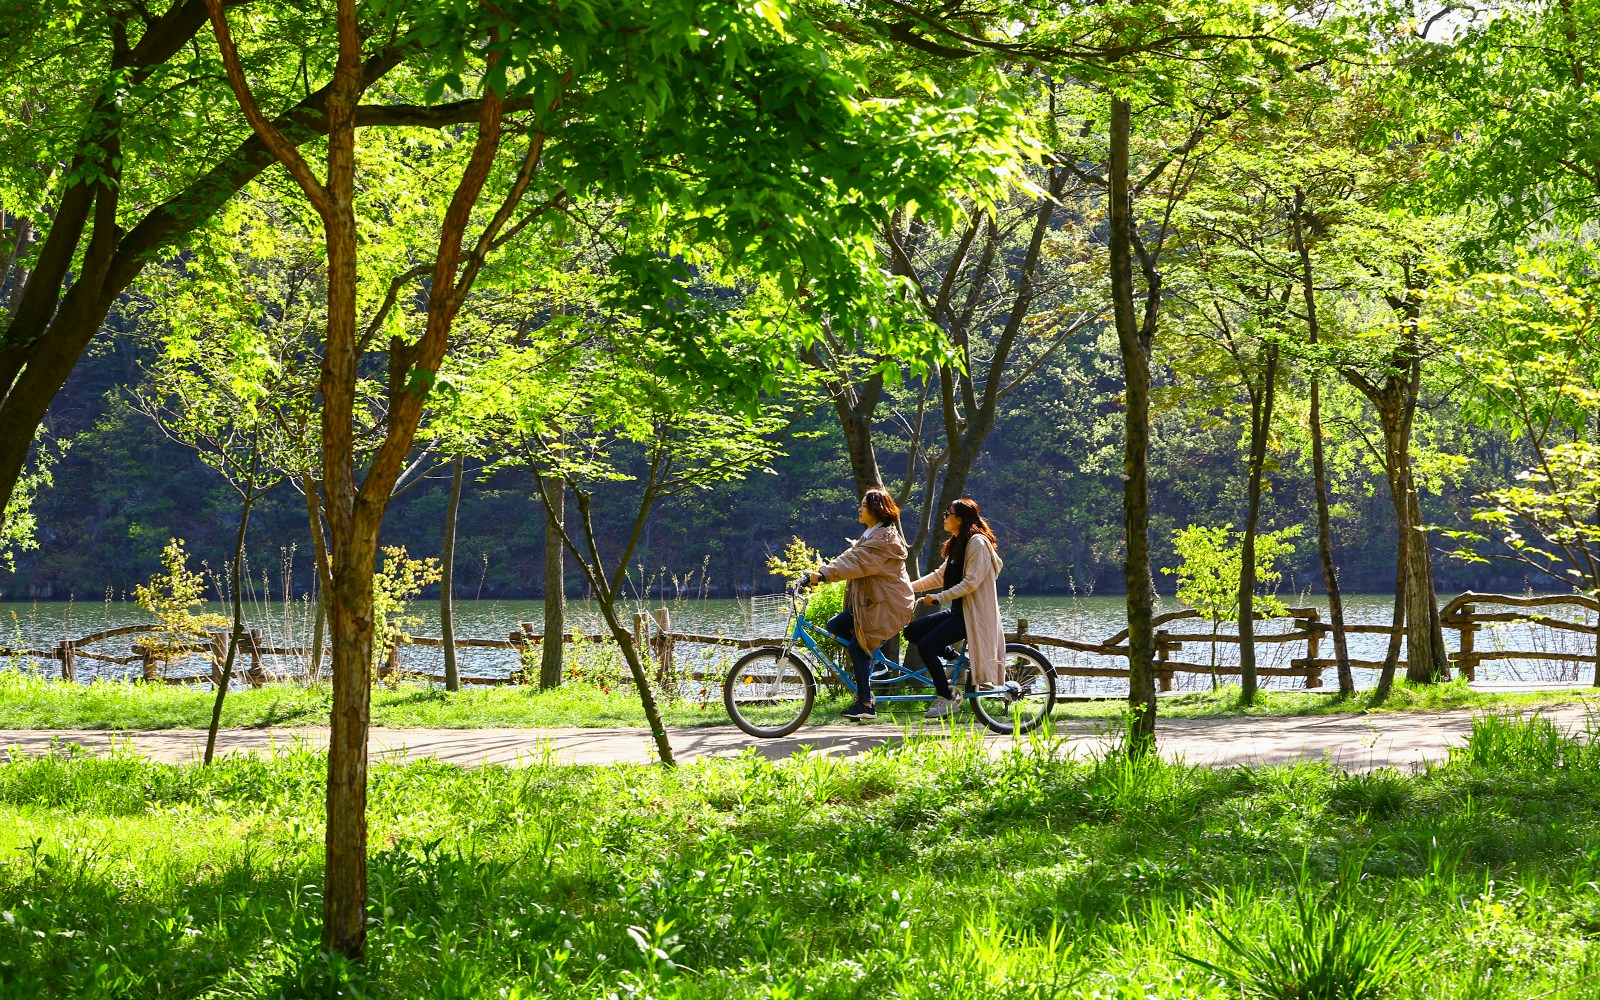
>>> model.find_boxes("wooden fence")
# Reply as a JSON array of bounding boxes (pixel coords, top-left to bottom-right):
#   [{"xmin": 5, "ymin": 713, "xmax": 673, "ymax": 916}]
[
  {"xmin": 628, "ymin": 594, "xmax": 1600, "ymax": 691},
  {"xmin": 5, "ymin": 591, "xmax": 1597, "ymax": 689}
]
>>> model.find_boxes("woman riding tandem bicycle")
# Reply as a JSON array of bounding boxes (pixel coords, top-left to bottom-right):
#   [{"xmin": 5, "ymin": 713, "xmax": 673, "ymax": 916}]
[
  {"xmin": 722, "ymin": 492, "xmax": 1056, "ymax": 736},
  {"xmin": 907, "ymin": 498, "xmax": 1007, "ymax": 720},
  {"xmin": 800, "ymin": 488, "xmax": 914, "ymax": 721}
]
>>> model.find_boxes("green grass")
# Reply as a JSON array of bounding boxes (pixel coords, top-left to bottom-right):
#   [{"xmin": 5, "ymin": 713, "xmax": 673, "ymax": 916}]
[
  {"xmin": 0, "ymin": 670, "xmax": 738, "ymax": 730},
  {"xmin": 0, "ymin": 667, "xmax": 1592, "ymax": 732},
  {"xmin": 1056, "ymin": 676, "xmax": 1600, "ymax": 719},
  {"xmin": 4, "ymin": 712, "xmax": 1600, "ymax": 998}
]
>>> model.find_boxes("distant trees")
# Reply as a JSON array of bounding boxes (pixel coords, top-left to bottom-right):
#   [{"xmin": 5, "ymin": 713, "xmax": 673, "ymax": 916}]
[{"xmin": 12, "ymin": 5, "xmax": 1600, "ymax": 968}]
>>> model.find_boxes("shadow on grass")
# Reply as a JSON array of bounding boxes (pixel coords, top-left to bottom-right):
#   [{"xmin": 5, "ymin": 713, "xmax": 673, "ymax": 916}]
[{"xmin": 7, "ymin": 716, "xmax": 1600, "ymax": 998}]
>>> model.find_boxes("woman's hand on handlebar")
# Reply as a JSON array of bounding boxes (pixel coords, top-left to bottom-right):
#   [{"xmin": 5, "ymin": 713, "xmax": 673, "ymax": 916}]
[{"xmin": 920, "ymin": 594, "xmax": 940, "ymax": 607}]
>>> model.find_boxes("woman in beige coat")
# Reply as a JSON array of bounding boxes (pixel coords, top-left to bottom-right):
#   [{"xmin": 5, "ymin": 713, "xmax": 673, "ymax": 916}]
[
  {"xmin": 906, "ymin": 499, "xmax": 1006, "ymax": 719},
  {"xmin": 802, "ymin": 488, "xmax": 914, "ymax": 721}
]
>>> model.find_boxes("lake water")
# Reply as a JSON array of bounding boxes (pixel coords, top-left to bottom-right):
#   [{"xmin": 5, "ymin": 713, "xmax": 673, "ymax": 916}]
[{"xmin": 3, "ymin": 593, "xmax": 1594, "ymax": 693}]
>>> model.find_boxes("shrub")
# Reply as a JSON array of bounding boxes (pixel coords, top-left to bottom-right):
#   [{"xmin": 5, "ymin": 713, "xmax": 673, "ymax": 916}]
[
  {"xmin": 764, "ymin": 534, "xmax": 845, "ymax": 639},
  {"xmin": 1453, "ymin": 712, "xmax": 1583, "ymax": 772},
  {"xmin": 1184, "ymin": 864, "xmax": 1418, "ymax": 1000},
  {"xmin": 132, "ymin": 538, "xmax": 228, "ymax": 669},
  {"xmin": 1329, "ymin": 769, "xmax": 1412, "ymax": 819},
  {"xmin": 373, "ymin": 545, "xmax": 442, "ymax": 674}
]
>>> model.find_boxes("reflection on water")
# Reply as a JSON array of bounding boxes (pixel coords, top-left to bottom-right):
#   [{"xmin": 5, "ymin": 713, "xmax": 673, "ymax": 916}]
[{"xmin": 2, "ymin": 593, "xmax": 1594, "ymax": 693}]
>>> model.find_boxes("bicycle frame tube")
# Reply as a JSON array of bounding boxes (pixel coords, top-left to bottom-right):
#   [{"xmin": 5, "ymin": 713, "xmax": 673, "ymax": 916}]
[{"xmin": 785, "ymin": 607, "xmax": 967, "ymax": 701}]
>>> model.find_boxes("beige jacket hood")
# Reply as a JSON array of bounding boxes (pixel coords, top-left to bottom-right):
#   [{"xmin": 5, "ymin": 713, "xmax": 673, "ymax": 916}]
[{"xmin": 818, "ymin": 524, "xmax": 915, "ymax": 653}]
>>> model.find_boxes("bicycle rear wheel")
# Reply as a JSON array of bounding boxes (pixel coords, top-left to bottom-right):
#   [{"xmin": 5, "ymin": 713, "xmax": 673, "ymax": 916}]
[
  {"xmin": 969, "ymin": 644, "xmax": 1056, "ymax": 735},
  {"xmin": 724, "ymin": 647, "xmax": 817, "ymax": 738}
]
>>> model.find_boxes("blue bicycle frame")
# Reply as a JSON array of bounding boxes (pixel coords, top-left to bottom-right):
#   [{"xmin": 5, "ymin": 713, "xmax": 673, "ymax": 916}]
[{"xmin": 782, "ymin": 602, "xmax": 966, "ymax": 703}]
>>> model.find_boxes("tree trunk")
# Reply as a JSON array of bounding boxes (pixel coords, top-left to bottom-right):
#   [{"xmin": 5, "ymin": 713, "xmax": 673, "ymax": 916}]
[
  {"xmin": 1238, "ymin": 345, "xmax": 1278, "ymax": 704},
  {"xmin": 564, "ymin": 487, "xmax": 676, "ymax": 765},
  {"xmin": 322, "ymin": 524, "xmax": 378, "ymax": 960},
  {"xmin": 1291, "ymin": 187, "xmax": 1353, "ymax": 695},
  {"xmin": 205, "ymin": 463, "xmax": 259, "ymax": 765},
  {"xmin": 440, "ymin": 455, "xmax": 464, "ymax": 692},
  {"xmin": 1108, "ymin": 95, "xmax": 1157, "ymax": 752},
  {"xmin": 596, "ymin": 598, "xmax": 676, "ymax": 765},
  {"xmin": 904, "ymin": 454, "xmax": 943, "ymax": 580},
  {"xmin": 203, "ymin": 0, "xmax": 513, "ymax": 959},
  {"xmin": 319, "ymin": 12, "xmax": 372, "ymax": 957},
  {"xmin": 2, "ymin": 215, "xmax": 32, "ymax": 317},
  {"xmin": 1404, "ymin": 481, "xmax": 1450, "ymax": 683},
  {"xmin": 814, "ymin": 360, "xmax": 902, "ymax": 662},
  {"xmin": 1310, "ymin": 377, "xmax": 1354, "ymax": 695},
  {"xmin": 310, "ymin": 593, "xmax": 326, "ymax": 681},
  {"xmin": 302, "ymin": 472, "xmax": 330, "ymax": 681},
  {"xmin": 803, "ymin": 343, "xmax": 886, "ymax": 500},
  {"xmin": 839, "ymin": 381, "xmax": 908, "ymax": 667},
  {"xmin": 1374, "ymin": 489, "xmax": 1407, "ymax": 703},
  {"xmin": 1372, "ymin": 407, "xmax": 1449, "ymax": 685},
  {"xmin": 838, "ymin": 389, "xmax": 885, "ymax": 497},
  {"xmin": 541, "ymin": 480, "xmax": 565, "ymax": 690},
  {"xmin": 921, "ymin": 430, "xmax": 989, "ymax": 572}
]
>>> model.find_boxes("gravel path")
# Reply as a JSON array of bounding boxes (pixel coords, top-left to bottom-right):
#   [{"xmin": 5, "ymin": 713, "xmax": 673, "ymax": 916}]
[{"xmin": 3, "ymin": 701, "xmax": 1595, "ymax": 771}]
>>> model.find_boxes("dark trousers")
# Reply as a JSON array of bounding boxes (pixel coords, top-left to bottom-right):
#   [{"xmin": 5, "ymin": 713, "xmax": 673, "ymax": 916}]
[
  {"xmin": 826, "ymin": 610, "xmax": 875, "ymax": 705},
  {"xmin": 902, "ymin": 608, "xmax": 965, "ymax": 699}
]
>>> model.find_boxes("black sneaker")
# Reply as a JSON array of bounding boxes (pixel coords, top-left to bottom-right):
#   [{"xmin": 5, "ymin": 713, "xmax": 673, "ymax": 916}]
[{"xmin": 840, "ymin": 701, "xmax": 877, "ymax": 722}]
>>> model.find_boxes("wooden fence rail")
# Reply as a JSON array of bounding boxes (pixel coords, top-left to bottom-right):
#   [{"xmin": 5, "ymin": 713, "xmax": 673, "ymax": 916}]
[
  {"xmin": 621, "ymin": 595, "xmax": 1600, "ymax": 691},
  {"xmin": 5, "ymin": 590, "xmax": 1598, "ymax": 689}
]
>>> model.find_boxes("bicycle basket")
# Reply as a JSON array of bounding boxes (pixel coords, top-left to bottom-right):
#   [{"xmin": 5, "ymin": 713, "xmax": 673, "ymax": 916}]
[{"xmin": 745, "ymin": 593, "xmax": 794, "ymax": 635}]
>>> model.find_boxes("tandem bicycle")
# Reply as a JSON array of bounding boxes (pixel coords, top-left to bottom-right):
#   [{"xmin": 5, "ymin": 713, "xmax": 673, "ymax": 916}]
[{"xmin": 722, "ymin": 586, "xmax": 1057, "ymax": 738}]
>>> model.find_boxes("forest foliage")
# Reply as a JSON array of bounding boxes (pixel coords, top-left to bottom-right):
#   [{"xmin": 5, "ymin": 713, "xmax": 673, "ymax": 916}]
[{"xmin": 5, "ymin": 0, "xmax": 1600, "ymax": 968}]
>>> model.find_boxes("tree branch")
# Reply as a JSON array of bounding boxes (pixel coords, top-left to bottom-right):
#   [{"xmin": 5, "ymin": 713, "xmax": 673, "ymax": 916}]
[{"xmin": 203, "ymin": 0, "xmax": 330, "ymax": 214}]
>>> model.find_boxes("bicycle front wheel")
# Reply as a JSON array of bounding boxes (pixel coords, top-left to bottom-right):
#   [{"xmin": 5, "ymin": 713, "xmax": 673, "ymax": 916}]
[
  {"xmin": 724, "ymin": 647, "xmax": 817, "ymax": 738},
  {"xmin": 969, "ymin": 644, "xmax": 1056, "ymax": 735}
]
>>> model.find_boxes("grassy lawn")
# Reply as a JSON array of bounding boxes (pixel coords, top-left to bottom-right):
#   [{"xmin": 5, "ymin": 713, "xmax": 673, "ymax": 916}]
[
  {"xmin": 1066, "ymin": 677, "xmax": 1600, "ymax": 719},
  {"xmin": 2, "ymin": 712, "xmax": 1599, "ymax": 997},
  {"xmin": 0, "ymin": 671, "xmax": 735, "ymax": 730},
  {"xmin": 0, "ymin": 668, "xmax": 1593, "ymax": 731}
]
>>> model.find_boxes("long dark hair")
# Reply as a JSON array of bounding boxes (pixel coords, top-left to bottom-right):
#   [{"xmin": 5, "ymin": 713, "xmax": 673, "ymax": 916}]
[
  {"xmin": 861, "ymin": 487, "xmax": 900, "ymax": 527},
  {"xmin": 942, "ymin": 498, "xmax": 997, "ymax": 564}
]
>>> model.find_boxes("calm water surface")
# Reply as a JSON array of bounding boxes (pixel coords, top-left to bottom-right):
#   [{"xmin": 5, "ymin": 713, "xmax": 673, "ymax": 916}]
[{"xmin": 3, "ymin": 593, "xmax": 1593, "ymax": 693}]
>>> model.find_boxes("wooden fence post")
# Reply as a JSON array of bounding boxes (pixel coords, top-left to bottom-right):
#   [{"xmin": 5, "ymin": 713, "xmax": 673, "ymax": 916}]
[
  {"xmin": 651, "ymin": 607, "xmax": 674, "ymax": 687},
  {"xmin": 1455, "ymin": 603, "xmax": 1476, "ymax": 683},
  {"xmin": 57, "ymin": 640, "xmax": 75, "ymax": 682},
  {"xmin": 632, "ymin": 612, "xmax": 648, "ymax": 661},
  {"xmin": 1299, "ymin": 609, "xmax": 1323, "ymax": 689},
  {"xmin": 137, "ymin": 643, "xmax": 159, "ymax": 683},
  {"xmin": 508, "ymin": 627, "xmax": 528, "ymax": 681},
  {"xmin": 1016, "ymin": 617, "xmax": 1029, "ymax": 638},
  {"xmin": 209, "ymin": 631, "xmax": 228, "ymax": 686},
  {"xmin": 377, "ymin": 638, "xmax": 398, "ymax": 682},
  {"xmin": 1156, "ymin": 629, "xmax": 1172, "ymax": 693},
  {"xmin": 244, "ymin": 629, "xmax": 266, "ymax": 687}
]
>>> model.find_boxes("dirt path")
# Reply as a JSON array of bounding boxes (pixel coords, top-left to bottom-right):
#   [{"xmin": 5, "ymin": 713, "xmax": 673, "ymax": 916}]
[{"xmin": 3, "ymin": 702, "xmax": 1594, "ymax": 771}]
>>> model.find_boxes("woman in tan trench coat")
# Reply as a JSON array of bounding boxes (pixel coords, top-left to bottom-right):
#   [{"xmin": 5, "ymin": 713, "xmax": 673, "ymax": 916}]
[
  {"xmin": 802, "ymin": 488, "xmax": 914, "ymax": 721},
  {"xmin": 906, "ymin": 498, "xmax": 1006, "ymax": 719}
]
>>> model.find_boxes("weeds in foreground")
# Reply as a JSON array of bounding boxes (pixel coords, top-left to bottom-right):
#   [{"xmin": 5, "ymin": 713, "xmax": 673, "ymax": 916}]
[
  {"xmin": 1, "ymin": 714, "xmax": 1600, "ymax": 997},
  {"xmin": 1183, "ymin": 858, "xmax": 1418, "ymax": 1000}
]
